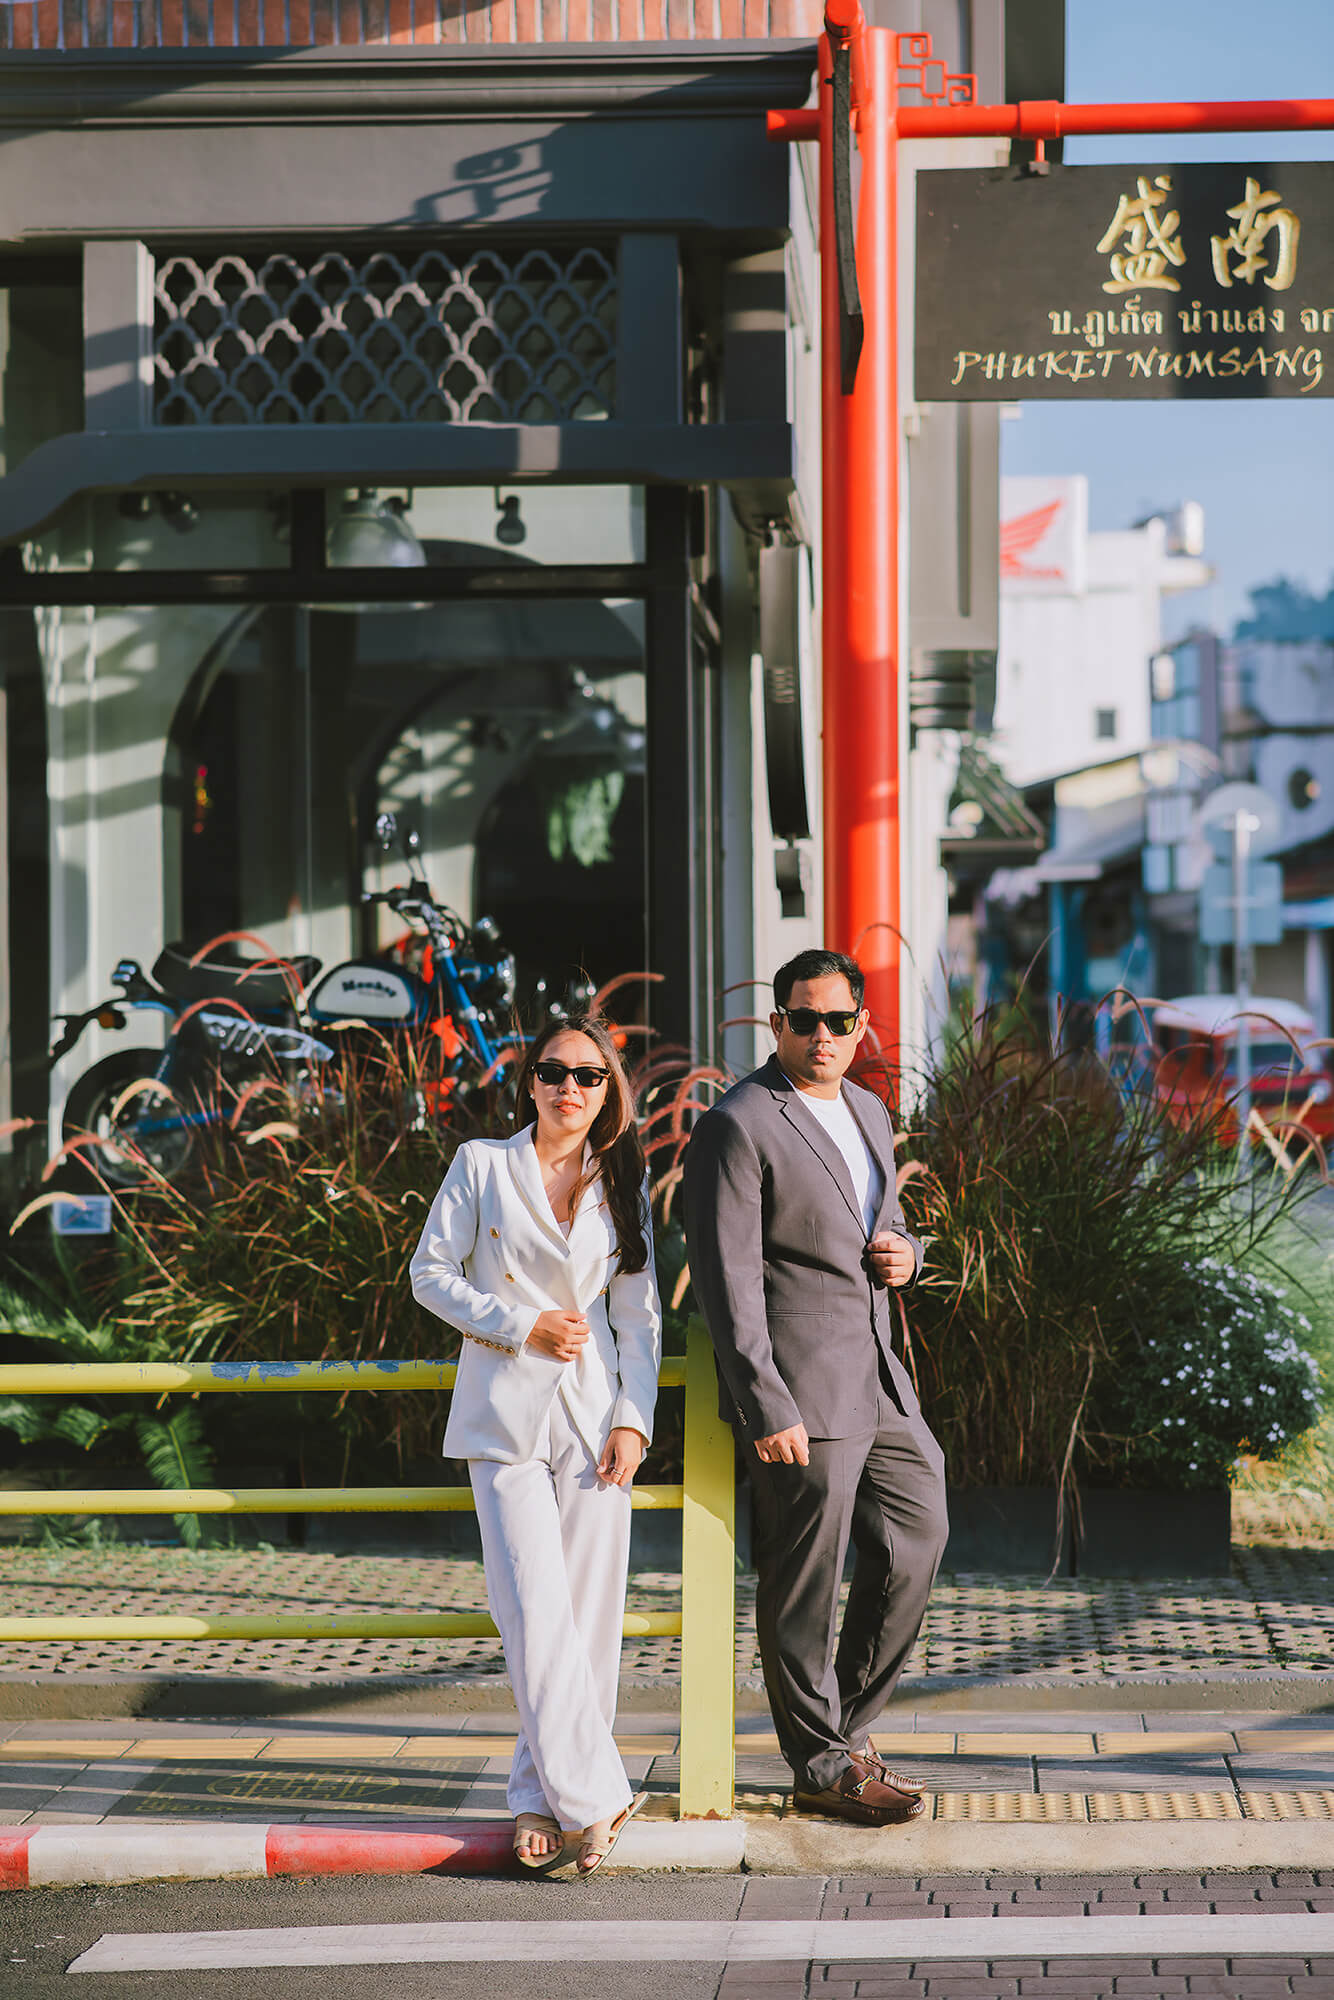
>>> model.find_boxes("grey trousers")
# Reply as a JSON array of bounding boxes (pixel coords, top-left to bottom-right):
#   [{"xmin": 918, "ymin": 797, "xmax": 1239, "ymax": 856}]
[{"xmin": 746, "ymin": 1387, "xmax": 949, "ymax": 1794}]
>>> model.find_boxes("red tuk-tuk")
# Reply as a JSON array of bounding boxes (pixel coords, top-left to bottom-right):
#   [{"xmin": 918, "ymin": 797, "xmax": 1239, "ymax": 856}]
[{"xmin": 1150, "ymin": 994, "xmax": 1333, "ymax": 1162}]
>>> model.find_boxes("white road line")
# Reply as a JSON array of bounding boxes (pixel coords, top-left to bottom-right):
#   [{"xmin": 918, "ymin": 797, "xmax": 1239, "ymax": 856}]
[{"xmin": 67, "ymin": 1914, "xmax": 1334, "ymax": 1974}]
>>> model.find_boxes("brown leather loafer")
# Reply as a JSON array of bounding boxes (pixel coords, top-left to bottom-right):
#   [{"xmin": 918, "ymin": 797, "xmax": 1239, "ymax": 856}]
[
  {"xmin": 854, "ymin": 1741, "xmax": 926, "ymax": 1793},
  {"xmin": 792, "ymin": 1755, "xmax": 927, "ymax": 1827}
]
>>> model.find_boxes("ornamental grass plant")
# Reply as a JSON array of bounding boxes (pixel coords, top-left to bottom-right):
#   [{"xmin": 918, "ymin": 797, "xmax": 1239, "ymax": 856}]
[
  {"xmin": 7, "ymin": 976, "xmax": 1328, "ymax": 1523},
  {"xmin": 7, "ymin": 1000, "xmax": 700, "ymax": 1492},
  {"xmin": 888, "ymin": 1002, "xmax": 1329, "ymax": 1500}
]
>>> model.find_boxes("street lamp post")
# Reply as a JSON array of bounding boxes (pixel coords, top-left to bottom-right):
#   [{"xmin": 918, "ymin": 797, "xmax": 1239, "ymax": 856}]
[{"xmin": 1232, "ymin": 806, "xmax": 1257, "ymax": 1170}]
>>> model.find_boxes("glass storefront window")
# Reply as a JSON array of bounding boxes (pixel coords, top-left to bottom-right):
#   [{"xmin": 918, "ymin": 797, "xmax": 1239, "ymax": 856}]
[
  {"xmin": 176, "ymin": 595, "xmax": 647, "ymax": 1013},
  {"xmin": 23, "ymin": 485, "xmax": 659, "ymax": 1141}
]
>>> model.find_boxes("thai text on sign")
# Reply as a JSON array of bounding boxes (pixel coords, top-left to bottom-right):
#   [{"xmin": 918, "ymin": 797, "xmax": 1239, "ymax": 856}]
[{"xmin": 915, "ymin": 162, "xmax": 1334, "ymax": 400}]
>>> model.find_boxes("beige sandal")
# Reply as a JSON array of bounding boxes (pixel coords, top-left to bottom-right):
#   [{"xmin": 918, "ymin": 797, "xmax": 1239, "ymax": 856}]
[
  {"xmin": 575, "ymin": 1791, "xmax": 648, "ymax": 1878},
  {"xmin": 513, "ymin": 1811, "xmax": 566, "ymax": 1874}
]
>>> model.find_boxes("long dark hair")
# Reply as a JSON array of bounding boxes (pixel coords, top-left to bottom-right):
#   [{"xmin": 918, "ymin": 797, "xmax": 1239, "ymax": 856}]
[{"xmin": 512, "ymin": 1013, "xmax": 648, "ymax": 1274}]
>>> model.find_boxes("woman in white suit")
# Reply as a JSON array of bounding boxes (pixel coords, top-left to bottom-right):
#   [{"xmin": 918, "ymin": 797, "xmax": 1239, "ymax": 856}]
[{"xmin": 410, "ymin": 1013, "xmax": 662, "ymax": 1876}]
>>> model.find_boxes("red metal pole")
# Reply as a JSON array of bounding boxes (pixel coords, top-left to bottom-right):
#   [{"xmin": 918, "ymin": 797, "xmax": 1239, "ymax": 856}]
[
  {"xmin": 818, "ymin": 24, "xmax": 850, "ymax": 1008},
  {"xmin": 771, "ymin": 95, "xmax": 1334, "ymax": 146},
  {"xmin": 839, "ymin": 23, "xmax": 900, "ymax": 1066}
]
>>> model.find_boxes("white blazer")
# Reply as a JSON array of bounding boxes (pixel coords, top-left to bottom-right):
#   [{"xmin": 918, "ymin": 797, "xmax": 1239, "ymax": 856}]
[{"xmin": 410, "ymin": 1129, "xmax": 662, "ymax": 1465}]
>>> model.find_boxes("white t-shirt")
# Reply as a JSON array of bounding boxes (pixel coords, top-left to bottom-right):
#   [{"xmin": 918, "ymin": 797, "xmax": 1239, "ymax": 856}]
[{"xmin": 789, "ymin": 1083, "xmax": 885, "ymax": 1235}]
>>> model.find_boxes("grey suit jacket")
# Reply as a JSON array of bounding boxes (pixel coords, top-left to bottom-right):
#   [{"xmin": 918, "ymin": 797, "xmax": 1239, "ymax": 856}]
[{"xmin": 682, "ymin": 1055, "xmax": 924, "ymax": 1442}]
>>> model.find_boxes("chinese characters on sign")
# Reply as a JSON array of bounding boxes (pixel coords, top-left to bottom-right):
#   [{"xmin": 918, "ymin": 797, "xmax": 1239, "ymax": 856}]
[
  {"xmin": 915, "ymin": 162, "xmax": 1334, "ymax": 401},
  {"xmin": 1097, "ymin": 174, "xmax": 1187, "ymax": 292},
  {"xmin": 1095, "ymin": 171, "xmax": 1300, "ymax": 295},
  {"xmin": 1210, "ymin": 176, "xmax": 1300, "ymax": 290}
]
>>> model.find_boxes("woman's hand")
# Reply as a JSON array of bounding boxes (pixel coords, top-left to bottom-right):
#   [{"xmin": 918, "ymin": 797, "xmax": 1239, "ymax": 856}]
[
  {"xmin": 526, "ymin": 1310, "xmax": 591, "ymax": 1362},
  {"xmin": 597, "ymin": 1426, "xmax": 645, "ymax": 1487}
]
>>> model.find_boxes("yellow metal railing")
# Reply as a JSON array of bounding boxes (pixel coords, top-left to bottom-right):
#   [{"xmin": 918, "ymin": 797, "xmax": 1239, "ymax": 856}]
[{"xmin": 0, "ymin": 1325, "xmax": 735, "ymax": 1817}]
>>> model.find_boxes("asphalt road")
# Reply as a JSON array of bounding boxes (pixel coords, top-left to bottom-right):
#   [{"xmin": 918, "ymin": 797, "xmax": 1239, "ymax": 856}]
[
  {"xmin": 2, "ymin": 1872, "xmax": 748, "ymax": 2000},
  {"xmin": 8, "ymin": 1870, "xmax": 1334, "ymax": 2000}
]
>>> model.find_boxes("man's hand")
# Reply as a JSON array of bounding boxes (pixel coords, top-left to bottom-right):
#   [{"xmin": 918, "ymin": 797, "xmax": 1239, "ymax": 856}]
[
  {"xmin": 867, "ymin": 1231, "xmax": 917, "ymax": 1289},
  {"xmin": 597, "ymin": 1426, "xmax": 646, "ymax": 1487},
  {"xmin": 526, "ymin": 1310, "xmax": 590, "ymax": 1361},
  {"xmin": 754, "ymin": 1422, "xmax": 810, "ymax": 1467}
]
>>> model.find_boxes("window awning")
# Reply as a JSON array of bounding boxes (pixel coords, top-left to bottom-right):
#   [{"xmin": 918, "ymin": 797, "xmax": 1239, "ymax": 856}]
[{"xmin": 1034, "ymin": 790, "xmax": 1146, "ymax": 884}]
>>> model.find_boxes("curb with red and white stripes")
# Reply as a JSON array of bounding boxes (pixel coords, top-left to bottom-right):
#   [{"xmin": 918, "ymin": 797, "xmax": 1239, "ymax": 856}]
[
  {"xmin": 7, "ymin": 1810, "xmax": 1334, "ymax": 1888},
  {"xmin": 0, "ymin": 1817, "xmax": 746, "ymax": 1890}
]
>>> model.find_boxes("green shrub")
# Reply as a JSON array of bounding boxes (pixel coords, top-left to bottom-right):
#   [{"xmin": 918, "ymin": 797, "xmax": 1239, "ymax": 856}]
[
  {"xmin": 0, "ymin": 1281, "xmax": 221, "ymax": 1545},
  {"xmin": 1099, "ymin": 1258, "xmax": 1323, "ymax": 1490},
  {"xmin": 893, "ymin": 1005, "xmax": 1327, "ymax": 1495}
]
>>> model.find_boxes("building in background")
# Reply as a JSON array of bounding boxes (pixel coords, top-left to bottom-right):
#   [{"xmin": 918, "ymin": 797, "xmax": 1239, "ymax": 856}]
[
  {"xmin": 1223, "ymin": 635, "xmax": 1334, "ymax": 1036},
  {"xmin": 0, "ymin": 2, "xmax": 1066, "ymax": 1181},
  {"xmin": 1142, "ymin": 628, "xmax": 1223, "ymax": 998},
  {"xmin": 992, "ymin": 477, "xmax": 1210, "ymax": 789},
  {"xmin": 974, "ymin": 477, "xmax": 1210, "ymax": 1025}
]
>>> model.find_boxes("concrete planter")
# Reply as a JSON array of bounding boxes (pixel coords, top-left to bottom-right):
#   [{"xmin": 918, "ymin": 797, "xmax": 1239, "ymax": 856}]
[
  {"xmin": 944, "ymin": 1485, "xmax": 1232, "ymax": 1578},
  {"xmin": 1076, "ymin": 1486, "xmax": 1232, "ymax": 1578},
  {"xmin": 944, "ymin": 1486, "xmax": 1074, "ymax": 1576}
]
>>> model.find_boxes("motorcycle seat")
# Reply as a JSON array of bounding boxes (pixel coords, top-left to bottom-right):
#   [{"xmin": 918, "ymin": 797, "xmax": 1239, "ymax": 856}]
[{"xmin": 153, "ymin": 943, "xmax": 322, "ymax": 1010}]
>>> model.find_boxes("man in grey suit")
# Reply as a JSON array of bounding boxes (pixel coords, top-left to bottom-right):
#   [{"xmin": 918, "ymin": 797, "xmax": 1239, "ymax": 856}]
[{"xmin": 683, "ymin": 948, "xmax": 948, "ymax": 1826}]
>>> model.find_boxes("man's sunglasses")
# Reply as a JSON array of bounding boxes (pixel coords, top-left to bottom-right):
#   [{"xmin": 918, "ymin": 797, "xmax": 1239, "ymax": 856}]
[
  {"xmin": 777, "ymin": 1007, "xmax": 862, "ymax": 1038},
  {"xmin": 533, "ymin": 1060, "xmax": 611, "ymax": 1088}
]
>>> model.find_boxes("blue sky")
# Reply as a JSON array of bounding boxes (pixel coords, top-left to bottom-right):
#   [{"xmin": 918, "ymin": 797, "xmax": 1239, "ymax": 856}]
[{"xmin": 1000, "ymin": 0, "xmax": 1334, "ymax": 637}]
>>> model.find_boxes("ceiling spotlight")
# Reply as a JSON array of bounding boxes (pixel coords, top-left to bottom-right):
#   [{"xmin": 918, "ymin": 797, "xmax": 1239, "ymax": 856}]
[
  {"xmin": 160, "ymin": 491, "xmax": 199, "ymax": 533},
  {"xmin": 494, "ymin": 492, "xmax": 527, "ymax": 549},
  {"xmin": 327, "ymin": 490, "xmax": 428, "ymax": 571}
]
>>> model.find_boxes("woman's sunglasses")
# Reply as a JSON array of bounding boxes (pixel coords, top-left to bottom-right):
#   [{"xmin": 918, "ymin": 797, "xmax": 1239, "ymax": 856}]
[
  {"xmin": 777, "ymin": 1007, "xmax": 861, "ymax": 1037},
  {"xmin": 533, "ymin": 1060, "xmax": 611, "ymax": 1089}
]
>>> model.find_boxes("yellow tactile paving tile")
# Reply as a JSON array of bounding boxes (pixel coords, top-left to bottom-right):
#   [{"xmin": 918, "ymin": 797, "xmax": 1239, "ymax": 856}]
[
  {"xmin": 257, "ymin": 1737, "xmax": 406, "ymax": 1759},
  {"xmin": 932, "ymin": 1791, "xmax": 1086, "ymax": 1821},
  {"xmin": 1094, "ymin": 1731, "xmax": 1237, "ymax": 1753},
  {"xmin": 732, "ymin": 1730, "xmax": 958, "ymax": 1757},
  {"xmin": 1235, "ymin": 1730, "xmax": 1334, "ymax": 1753},
  {"xmin": 955, "ymin": 1733, "xmax": 1094, "ymax": 1756},
  {"xmin": 869, "ymin": 1733, "xmax": 955, "ymax": 1756},
  {"xmin": 1240, "ymin": 1790, "xmax": 1334, "ymax": 1819},
  {"xmin": 127, "ymin": 1739, "xmax": 273, "ymax": 1761},
  {"xmin": 396, "ymin": 1736, "xmax": 514, "ymax": 1759},
  {"xmin": 0, "ymin": 1739, "xmax": 136, "ymax": 1759},
  {"xmin": 1087, "ymin": 1790, "xmax": 1243, "ymax": 1821}
]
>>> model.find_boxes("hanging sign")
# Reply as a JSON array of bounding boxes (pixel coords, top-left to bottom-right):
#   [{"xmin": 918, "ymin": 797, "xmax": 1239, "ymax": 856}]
[{"xmin": 915, "ymin": 162, "xmax": 1334, "ymax": 401}]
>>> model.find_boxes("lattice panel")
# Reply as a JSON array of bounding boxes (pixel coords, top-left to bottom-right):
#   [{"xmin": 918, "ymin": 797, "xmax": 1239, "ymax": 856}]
[{"xmin": 152, "ymin": 245, "xmax": 618, "ymax": 426}]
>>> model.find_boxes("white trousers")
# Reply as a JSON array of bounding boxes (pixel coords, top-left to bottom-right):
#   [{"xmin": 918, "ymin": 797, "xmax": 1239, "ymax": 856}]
[{"xmin": 469, "ymin": 1396, "xmax": 634, "ymax": 1831}]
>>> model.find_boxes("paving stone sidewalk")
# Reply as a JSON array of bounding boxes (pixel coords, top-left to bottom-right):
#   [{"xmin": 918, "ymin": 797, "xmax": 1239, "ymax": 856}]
[
  {"xmin": 4, "ymin": 1705, "xmax": 1334, "ymax": 1830},
  {"xmin": 1, "ymin": 1490, "xmax": 1332, "ymax": 1680},
  {"xmin": 729, "ymin": 1873, "xmax": 1334, "ymax": 2000}
]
